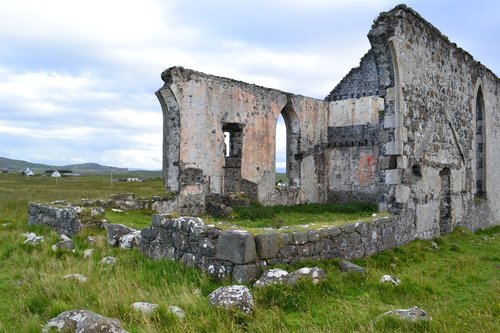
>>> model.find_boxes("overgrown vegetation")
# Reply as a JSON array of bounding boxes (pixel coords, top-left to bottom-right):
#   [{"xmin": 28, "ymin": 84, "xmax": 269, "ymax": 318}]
[{"xmin": 0, "ymin": 174, "xmax": 499, "ymax": 332}]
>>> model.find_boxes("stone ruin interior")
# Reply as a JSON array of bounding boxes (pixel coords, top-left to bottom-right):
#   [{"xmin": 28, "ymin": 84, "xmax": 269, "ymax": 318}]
[{"xmin": 156, "ymin": 4, "xmax": 500, "ymax": 239}]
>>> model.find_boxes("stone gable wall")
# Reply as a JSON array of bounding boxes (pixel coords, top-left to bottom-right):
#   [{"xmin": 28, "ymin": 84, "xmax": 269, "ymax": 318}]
[
  {"xmin": 325, "ymin": 50, "xmax": 380, "ymax": 101},
  {"xmin": 368, "ymin": 5, "xmax": 500, "ymax": 238}
]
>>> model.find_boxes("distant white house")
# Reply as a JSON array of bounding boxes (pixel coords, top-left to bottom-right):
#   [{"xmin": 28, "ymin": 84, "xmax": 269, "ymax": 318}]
[
  {"xmin": 126, "ymin": 178, "xmax": 142, "ymax": 182},
  {"xmin": 23, "ymin": 168, "xmax": 34, "ymax": 176},
  {"xmin": 51, "ymin": 170, "xmax": 61, "ymax": 178}
]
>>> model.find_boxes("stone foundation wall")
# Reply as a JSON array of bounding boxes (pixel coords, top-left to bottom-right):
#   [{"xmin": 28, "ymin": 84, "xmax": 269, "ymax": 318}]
[
  {"xmin": 79, "ymin": 193, "xmax": 177, "ymax": 214},
  {"xmin": 138, "ymin": 214, "xmax": 415, "ymax": 283},
  {"xmin": 29, "ymin": 203, "xmax": 83, "ymax": 237},
  {"xmin": 28, "ymin": 194, "xmax": 179, "ymax": 237}
]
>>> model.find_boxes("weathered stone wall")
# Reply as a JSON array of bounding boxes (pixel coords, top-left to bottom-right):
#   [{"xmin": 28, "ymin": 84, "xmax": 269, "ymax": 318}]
[
  {"xmin": 138, "ymin": 214, "xmax": 413, "ymax": 283},
  {"xmin": 157, "ymin": 69, "xmax": 380, "ymax": 208},
  {"xmin": 326, "ymin": 96, "xmax": 383, "ymax": 203},
  {"xmin": 80, "ymin": 193, "xmax": 177, "ymax": 214},
  {"xmin": 29, "ymin": 203, "xmax": 83, "ymax": 237},
  {"xmin": 28, "ymin": 195, "xmax": 180, "ymax": 237},
  {"xmin": 325, "ymin": 50, "xmax": 380, "ymax": 101},
  {"xmin": 367, "ymin": 5, "xmax": 500, "ymax": 237},
  {"xmin": 156, "ymin": 4, "xmax": 499, "ymax": 236}
]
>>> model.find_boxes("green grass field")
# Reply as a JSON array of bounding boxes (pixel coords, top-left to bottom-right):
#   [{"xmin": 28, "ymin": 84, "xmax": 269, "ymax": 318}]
[{"xmin": 0, "ymin": 174, "xmax": 498, "ymax": 332}]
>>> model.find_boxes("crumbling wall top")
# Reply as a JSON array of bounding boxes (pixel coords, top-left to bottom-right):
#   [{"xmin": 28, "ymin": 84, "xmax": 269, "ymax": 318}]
[{"xmin": 373, "ymin": 4, "xmax": 498, "ymax": 80}]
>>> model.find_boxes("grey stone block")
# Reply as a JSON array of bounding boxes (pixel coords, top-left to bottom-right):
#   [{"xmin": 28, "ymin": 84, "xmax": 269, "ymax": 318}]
[
  {"xmin": 255, "ymin": 233, "xmax": 281, "ymax": 259},
  {"xmin": 232, "ymin": 264, "xmax": 260, "ymax": 284},
  {"xmin": 292, "ymin": 231, "xmax": 309, "ymax": 245},
  {"xmin": 319, "ymin": 226, "xmax": 341, "ymax": 238},
  {"xmin": 140, "ymin": 227, "xmax": 158, "ymax": 241},
  {"xmin": 339, "ymin": 260, "xmax": 366, "ymax": 274},
  {"xmin": 107, "ymin": 223, "xmax": 135, "ymax": 246},
  {"xmin": 151, "ymin": 214, "xmax": 169, "ymax": 227},
  {"xmin": 216, "ymin": 230, "xmax": 256, "ymax": 264},
  {"xmin": 341, "ymin": 223, "xmax": 356, "ymax": 234},
  {"xmin": 307, "ymin": 230, "xmax": 321, "ymax": 242}
]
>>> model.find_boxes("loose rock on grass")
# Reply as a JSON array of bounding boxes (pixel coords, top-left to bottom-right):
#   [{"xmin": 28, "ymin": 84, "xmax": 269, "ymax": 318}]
[
  {"xmin": 208, "ymin": 285, "xmax": 254, "ymax": 315},
  {"xmin": 83, "ymin": 249, "xmax": 94, "ymax": 259},
  {"xmin": 64, "ymin": 274, "xmax": 87, "ymax": 283},
  {"xmin": 23, "ymin": 232, "xmax": 44, "ymax": 245},
  {"xmin": 380, "ymin": 306, "xmax": 432, "ymax": 322},
  {"xmin": 100, "ymin": 256, "xmax": 118, "ymax": 265},
  {"xmin": 339, "ymin": 261, "xmax": 366, "ymax": 274},
  {"xmin": 168, "ymin": 305, "xmax": 186, "ymax": 320},
  {"xmin": 254, "ymin": 267, "xmax": 326, "ymax": 287},
  {"xmin": 131, "ymin": 302, "xmax": 159, "ymax": 315},
  {"xmin": 380, "ymin": 274, "xmax": 401, "ymax": 286},
  {"xmin": 43, "ymin": 309, "xmax": 128, "ymax": 333},
  {"xmin": 51, "ymin": 234, "xmax": 74, "ymax": 252}
]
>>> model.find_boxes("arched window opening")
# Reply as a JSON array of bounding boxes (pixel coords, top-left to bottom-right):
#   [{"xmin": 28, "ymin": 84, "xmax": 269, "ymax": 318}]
[
  {"xmin": 276, "ymin": 102, "xmax": 301, "ymax": 187},
  {"xmin": 475, "ymin": 87, "xmax": 485, "ymax": 196},
  {"xmin": 275, "ymin": 113, "xmax": 287, "ymax": 185}
]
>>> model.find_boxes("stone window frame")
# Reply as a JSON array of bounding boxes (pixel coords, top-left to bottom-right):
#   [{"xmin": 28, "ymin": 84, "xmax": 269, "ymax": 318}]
[
  {"xmin": 473, "ymin": 80, "xmax": 486, "ymax": 197},
  {"xmin": 279, "ymin": 101, "xmax": 302, "ymax": 187}
]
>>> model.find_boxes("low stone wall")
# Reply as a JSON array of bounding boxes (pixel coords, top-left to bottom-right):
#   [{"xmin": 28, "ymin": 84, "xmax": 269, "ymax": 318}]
[
  {"xmin": 79, "ymin": 193, "xmax": 177, "ymax": 214},
  {"xmin": 28, "ymin": 193, "xmax": 177, "ymax": 237},
  {"xmin": 138, "ymin": 214, "xmax": 415, "ymax": 283},
  {"xmin": 29, "ymin": 203, "xmax": 83, "ymax": 237}
]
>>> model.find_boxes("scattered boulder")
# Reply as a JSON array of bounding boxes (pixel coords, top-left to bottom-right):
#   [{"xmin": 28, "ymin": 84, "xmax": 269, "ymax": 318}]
[
  {"xmin": 339, "ymin": 261, "xmax": 366, "ymax": 274},
  {"xmin": 430, "ymin": 241, "xmax": 439, "ymax": 249},
  {"xmin": 42, "ymin": 309, "xmax": 128, "ymax": 333},
  {"xmin": 380, "ymin": 274, "xmax": 401, "ymax": 286},
  {"xmin": 100, "ymin": 256, "xmax": 118, "ymax": 265},
  {"xmin": 255, "ymin": 267, "xmax": 326, "ymax": 287},
  {"xmin": 64, "ymin": 274, "xmax": 87, "ymax": 283},
  {"xmin": 287, "ymin": 267, "xmax": 326, "ymax": 285},
  {"xmin": 119, "ymin": 231, "xmax": 141, "ymax": 249},
  {"xmin": 23, "ymin": 232, "xmax": 44, "ymax": 245},
  {"xmin": 208, "ymin": 285, "xmax": 254, "ymax": 314},
  {"xmin": 52, "ymin": 235, "xmax": 74, "ymax": 252},
  {"xmin": 90, "ymin": 207, "xmax": 105, "ymax": 218},
  {"xmin": 106, "ymin": 224, "xmax": 135, "ymax": 246},
  {"xmin": 254, "ymin": 268, "xmax": 289, "ymax": 288},
  {"xmin": 0, "ymin": 222, "xmax": 12, "ymax": 228},
  {"xmin": 111, "ymin": 209, "xmax": 125, "ymax": 213},
  {"xmin": 83, "ymin": 249, "xmax": 94, "ymax": 259},
  {"xmin": 381, "ymin": 306, "xmax": 432, "ymax": 322},
  {"xmin": 168, "ymin": 305, "xmax": 186, "ymax": 320},
  {"xmin": 131, "ymin": 302, "xmax": 158, "ymax": 315}
]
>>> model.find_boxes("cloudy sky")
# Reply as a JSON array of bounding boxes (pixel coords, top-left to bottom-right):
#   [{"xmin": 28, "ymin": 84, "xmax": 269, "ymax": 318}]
[{"xmin": 0, "ymin": 0, "xmax": 498, "ymax": 170}]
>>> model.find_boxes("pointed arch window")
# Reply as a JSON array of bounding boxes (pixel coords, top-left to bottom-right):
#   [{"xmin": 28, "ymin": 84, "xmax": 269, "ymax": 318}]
[
  {"xmin": 475, "ymin": 87, "xmax": 485, "ymax": 196},
  {"xmin": 276, "ymin": 102, "xmax": 301, "ymax": 187}
]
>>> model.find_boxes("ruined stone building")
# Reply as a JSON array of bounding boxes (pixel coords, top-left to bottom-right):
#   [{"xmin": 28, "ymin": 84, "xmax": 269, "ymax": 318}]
[{"xmin": 156, "ymin": 4, "xmax": 500, "ymax": 239}]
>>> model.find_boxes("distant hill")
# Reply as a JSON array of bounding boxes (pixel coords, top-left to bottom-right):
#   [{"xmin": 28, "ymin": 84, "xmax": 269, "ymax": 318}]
[{"xmin": 0, "ymin": 157, "xmax": 129, "ymax": 174}]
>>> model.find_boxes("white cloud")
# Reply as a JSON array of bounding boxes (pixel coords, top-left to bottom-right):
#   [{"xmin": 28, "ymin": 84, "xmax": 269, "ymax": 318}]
[{"xmin": 0, "ymin": 0, "xmax": 498, "ymax": 170}]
